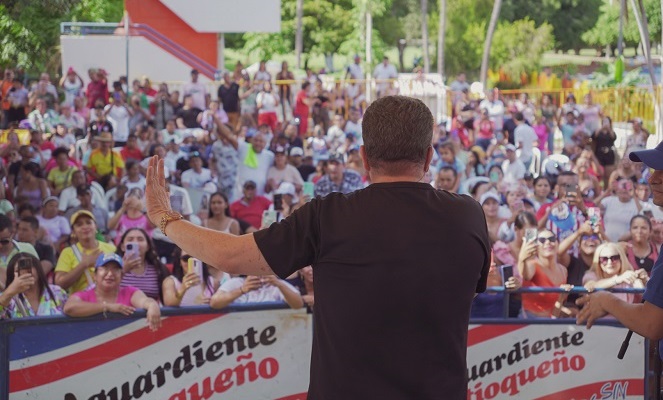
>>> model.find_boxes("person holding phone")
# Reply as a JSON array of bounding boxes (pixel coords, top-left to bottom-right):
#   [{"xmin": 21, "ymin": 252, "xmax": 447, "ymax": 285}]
[
  {"xmin": 0, "ymin": 253, "xmax": 67, "ymax": 319},
  {"xmin": 162, "ymin": 248, "xmax": 223, "ymax": 307},
  {"xmin": 64, "ymin": 253, "xmax": 161, "ymax": 331},
  {"xmin": 116, "ymin": 228, "xmax": 170, "ymax": 302},
  {"xmin": 210, "ymin": 274, "xmax": 303, "ymax": 310},
  {"xmin": 577, "ymin": 141, "xmax": 663, "ymax": 343},
  {"xmin": 518, "ymin": 229, "xmax": 569, "ymax": 318},
  {"xmin": 582, "ymin": 242, "xmax": 647, "ymax": 304}
]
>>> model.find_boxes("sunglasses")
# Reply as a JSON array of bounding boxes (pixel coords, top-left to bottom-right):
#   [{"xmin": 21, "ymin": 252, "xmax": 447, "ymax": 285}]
[
  {"xmin": 537, "ymin": 236, "xmax": 557, "ymax": 244},
  {"xmin": 581, "ymin": 234, "xmax": 599, "ymax": 241},
  {"xmin": 599, "ymin": 255, "xmax": 621, "ymax": 265},
  {"xmin": 0, "ymin": 239, "xmax": 12, "ymax": 245}
]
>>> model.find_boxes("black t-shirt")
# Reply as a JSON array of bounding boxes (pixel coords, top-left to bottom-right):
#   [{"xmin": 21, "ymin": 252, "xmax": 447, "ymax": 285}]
[
  {"xmin": 503, "ymin": 118, "xmax": 517, "ymax": 145},
  {"xmin": 176, "ymin": 107, "xmax": 202, "ymax": 129},
  {"xmin": 218, "ymin": 83, "xmax": 240, "ymax": 113},
  {"xmin": 34, "ymin": 242, "xmax": 56, "ymax": 265},
  {"xmin": 254, "ymin": 182, "xmax": 490, "ymax": 399},
  {"xmin": 297, "ymin": 165, "xmax": 316, "ymax": 181}
]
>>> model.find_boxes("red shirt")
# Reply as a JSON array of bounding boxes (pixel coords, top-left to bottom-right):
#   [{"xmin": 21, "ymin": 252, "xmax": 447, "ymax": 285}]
[
  {"xmin": 294, "ymin": 90, "xmax": 309, "ymax": 118},
  {"xmin": 120, "ymin": 146, "xmax": 143, "ymax": 162},
  {"xmin": 229, "ymin": 196, "xmax": 272, "ymax": 228},
  {"xmin": 86, "ymin": 80, "xmax": 109, "ymax": 108}
]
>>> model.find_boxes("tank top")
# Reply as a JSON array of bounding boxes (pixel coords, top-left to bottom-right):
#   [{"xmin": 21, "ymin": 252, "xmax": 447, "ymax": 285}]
[
  {"xmin": 522, "ymin": 261, "xmax": 565, "ymax": 315},
  {"xmin": 19, "ymin": 187, "xmax": 42, "ymax": 209}
]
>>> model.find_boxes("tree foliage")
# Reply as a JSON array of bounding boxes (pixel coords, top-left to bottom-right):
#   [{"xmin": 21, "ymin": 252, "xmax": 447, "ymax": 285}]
[
  {"xmin": 583, "ymin": 0, "xmax": 662, "ymax": 50},
  {"xmin": 501, "ymin": 0, "xmax": 601, "ymax": 53},
  {"xmin": 0, "ymin": 0, "xmax": 123, "ymax": 73},
  {"xmin": 490, "ymin": 19, "xmax": 555, "ymax": 80}
]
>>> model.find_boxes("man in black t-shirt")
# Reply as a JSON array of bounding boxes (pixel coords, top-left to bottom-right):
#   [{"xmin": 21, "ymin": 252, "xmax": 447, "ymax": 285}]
[
  {"xmin": 88, "ymin": 106, "xmax": 113, "ymax": 139},
  {"xmin": 217, "ymin": 73, "xmax": 240, "ymax": 128},
  {"xmin": 146, "ymin": 96, "xmax": 491, "ymax": 400}
]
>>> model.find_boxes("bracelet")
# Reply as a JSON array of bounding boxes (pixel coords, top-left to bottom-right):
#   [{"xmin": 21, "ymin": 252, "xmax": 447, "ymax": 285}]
[
  {"xmin": 160, "ymin": 211, "xmax": 183, "ymax": 236},
  {"xmin": 175, "ymin": 290, "xmax": 184, "ymax": 301},
  {"xmin": 102, "ymin": 301, "xmax": 108, "ymax": 319}
]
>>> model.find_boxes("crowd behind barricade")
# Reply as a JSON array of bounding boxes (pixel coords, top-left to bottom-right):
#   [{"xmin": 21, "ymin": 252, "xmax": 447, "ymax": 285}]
[{"xmin": 0, "ymin": 61, "xmax": 655, "ymax": 329}]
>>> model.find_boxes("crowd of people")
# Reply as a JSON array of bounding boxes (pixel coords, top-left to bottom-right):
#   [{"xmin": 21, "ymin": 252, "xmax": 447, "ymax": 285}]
[{"xmin": 0, "ymin": 61, "xmax": 655, "ymax": 327}]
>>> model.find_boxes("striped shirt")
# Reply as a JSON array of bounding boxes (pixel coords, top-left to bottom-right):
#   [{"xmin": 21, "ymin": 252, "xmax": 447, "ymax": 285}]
[{"xmin": 120, "ymin": 264, "xmax": 161, "ymax": 301}]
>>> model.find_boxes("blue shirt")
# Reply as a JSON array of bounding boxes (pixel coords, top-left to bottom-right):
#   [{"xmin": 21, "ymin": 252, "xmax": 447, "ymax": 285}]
[{"xmin": 643, "ymin": 244, "xmax": 663, "ymax": 359}]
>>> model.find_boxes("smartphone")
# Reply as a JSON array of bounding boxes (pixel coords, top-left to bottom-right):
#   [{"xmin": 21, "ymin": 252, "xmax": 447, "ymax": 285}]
[
  {"xmin": 303, "ymin": 182, "xmax": 315, "ymax": 199},
  {"xmin": 500, "ymin": 265, "xmax": 514, "ymax": 288},
  {"xmin": 187, "ymin": 257, "xmax": 203, "ymax": 277},
  {"xmin": 566, "ymin": 183, "xmax": 579, "ymax": 197},
  {"xmin": 17, "ymin": 258, "xmax": 32, "ymax": 276},
  {"xmin": 524, "ymin": 228, "xmax": 538, "ymax": 243},
  {"xmin": 617, "ymin": 180, "xmax": 633, "ymax": 191},
  {"xmin": 125, "ymin": 242, "xmax": 140, "ymax": 260},
  {"xmin": 261, "ymin": 210, "xmax": 278, "ymax": 228},
  {"xmin": 489, "ymin": 171, "xmax": 500, "ymax": 183},
  {"xmin": 587, "ymin": 207, "xmax": 601, "ymax": 228},
  {"xmin": 273, "ymin": 194, "xmax": 283, "ymax": 211},
  {"xmin": 113, "ymin": 92, "xmax": 121, "ymax": 102}
]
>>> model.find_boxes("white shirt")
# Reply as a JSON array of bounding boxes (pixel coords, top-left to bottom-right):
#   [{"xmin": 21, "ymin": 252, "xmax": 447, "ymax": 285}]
[
  {"xmin": 37, "ymin": 215, "xmax": 71, "ymax": 243},
  {"xmin": 345, "ymin": 120, "xmax": 363, "ymax": 144},
  {"xmin": 58, "ymin": 183, "xmax": 105, "ymax": 212},
  {"xmin": 347, "ymin": 63, "xmax": 364, "ymax": 80},
  {"xmin": 235, "ymin": 141, "xmax": 274, "ymax": 200},
  {"xmin": 121, "ymin": 175, "xmax": 147, "ymax": 192},
  {"xmin": 181, "ymin": 168, "xmax": 213, "ymax": 189},
  {"xmin": 105, "ymin": 104, "xmax": 130, "ymax": 142},
  {"xmin": 501, "ymin": 159, "xmax": 527, "ymax": 182},
  {"xmin": 373, "ymin": 63, "xmax": 398, "ymax": 80},
  {"xmin": 479, "ymin": 99, "xmax": 505, "ymax": 131},
  {"xmin": 182, "ymin": 82, "xmax": 208, "ymax": 111},
  {"xmin": 219, "ymin": 277, "xmax": 299, "ymax": 304},
  {"xmin": 62, "ymin": 79, "xmax": 83, "ymax": 106},
  {"xmin": 514, "ymin": 124, "xmax": 538, "ymax": 162},
  {"xmin": 256, "ymin": 92, "xmax": 279, "ymax": 113},
  {"xmin": 600, "ymin": 196, "xmax": 640, "ymax": 242}
]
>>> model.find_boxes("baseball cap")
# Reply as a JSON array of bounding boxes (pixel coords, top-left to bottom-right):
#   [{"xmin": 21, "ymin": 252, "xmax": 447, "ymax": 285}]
[
  {"xmin": 70, "ymin": 210, "xmax": 96, "ymax": 226},
  {"xmin": 505, "ymin": 144, "xmax": 517, "ymax": 152},
  {"xmin": 275, "ymin": 182, "xmax": 299, "ymax": 203},
  {"xmin": 629, "ymin": 141, "xmax": 663, "ymax": 170},
  {"xmin": 290, "ymin": 147, "xmax": 304, "ymax": 157},
  {"xmin": 479, "ymin": 191, "xmax": 501, "ymax": 205},
  {"xmin": 328, "ymin": 154, "xmax": 345, "ymax": 164},
  {"xmin": 245, "ymin": 128, "xmax": 257, "ymax": 139},
  {"xmin": 274, "ymin": 146, "xmax": 286, "ymax": 154},
  {"xmin": 95, "ymin": 253, "xmax": 123, "ymax": 269},
  {"xmin": 191, "ymin": 69, "xmax": 199, "ymax": 75},
  {"xmin": 243, "ymin": 180, "xmax": 257, "ymax": 189}
]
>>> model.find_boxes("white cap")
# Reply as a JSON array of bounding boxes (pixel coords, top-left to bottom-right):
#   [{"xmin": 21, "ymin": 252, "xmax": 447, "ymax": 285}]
[
  {"xmin": 479, "ymin": 191, "xmax": 501, "ymax": 205},
  {"xmin": 275, "ymin": 182, "xmax": 298, "ymax": 204}
]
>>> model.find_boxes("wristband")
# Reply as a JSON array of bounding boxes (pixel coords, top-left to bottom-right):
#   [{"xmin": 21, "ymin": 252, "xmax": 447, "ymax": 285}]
[{"xmin": 160, "ymin": 211, "xmax": 183, "ymax": 236}]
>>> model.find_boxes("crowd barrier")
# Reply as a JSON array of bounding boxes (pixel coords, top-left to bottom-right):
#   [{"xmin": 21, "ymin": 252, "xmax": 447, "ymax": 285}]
[{"xmin": 1, "ymin": 287, "xmax": 659, "ymax": 399}]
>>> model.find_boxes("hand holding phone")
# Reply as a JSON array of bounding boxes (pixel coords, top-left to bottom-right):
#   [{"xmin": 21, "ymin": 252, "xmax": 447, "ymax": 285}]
[
  {"xmin": 187, "ymin": 257, "xmax": 203, "ymax": 277},
  {"xmin": 261, "ymin": 210, "xmax": 278, "ymax": 228},
  {"xmin": 524, "ymin": 228, "xmax": 538, "ymax": 243},
  {"xmin": 125, "ymin": 242, "xmax": 140, "ymax": 260},
  {"xmin": 303, "ymin": 182, "xmax": 315, "ymax": 199},
  {"xmin": 500, "ymin": 265, "xmax": 514, "ymax": 288}
]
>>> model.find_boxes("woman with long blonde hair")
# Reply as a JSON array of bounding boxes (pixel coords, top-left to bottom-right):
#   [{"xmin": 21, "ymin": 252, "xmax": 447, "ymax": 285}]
[{"xmin": 583, "ymin": 242, "xmax": 647, "ymax": 303}]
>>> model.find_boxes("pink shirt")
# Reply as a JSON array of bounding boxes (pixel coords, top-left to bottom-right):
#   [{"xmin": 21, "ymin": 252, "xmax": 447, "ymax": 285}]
[
  {"xmin": 72, "ymin": 286, "xmax": 139, "ymax": 306},
  {"xmin": 114, "ymin": 213, "xmax": 154, "ymax": 245},
  {"xmin": 533, "ymin": 123, "xmax": 548, "ymax": 151}
]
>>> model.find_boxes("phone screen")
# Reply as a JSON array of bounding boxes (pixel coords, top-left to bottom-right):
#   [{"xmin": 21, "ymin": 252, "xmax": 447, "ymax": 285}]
[
  {"xmin": 17, "ymin": 258, "xmax": 32, "ymax": 276},
  {"xmin": 489, "ymin": 171, "xmax": 500, "ymax": 183},
  {"xmin": 500, "ymin": 265, "xmax": 514, "ymax": 287},
  {"xmin": 126, "ymin": 243, "xmax": 140, "ymax": 259},
  {"xmin": 261, "ymin": 210, "xmax": 278, "ymax": 228},
  {"xmin": 524, "ymin": 228, "xmax": 538, "ymax": 242},
  {"xmin": 273, "ymin": 194, "xmax": 283, "ymax": 211},
  {"xmin": 303, "ymin": 182, "xmax": 315, "ymax": 199}
]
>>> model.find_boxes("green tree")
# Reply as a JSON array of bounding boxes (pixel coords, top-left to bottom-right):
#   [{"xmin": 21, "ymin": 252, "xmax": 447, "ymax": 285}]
[
  {"xmin": 0, "ymin": 0, "xmax": 123, "ymax": 74},
  {"xmin": 489, "ymin": 19, "xmax": 555, "ymax": 81},
  {"xmin": 583, "ymin": 0, "xmax": 661, "ymax": 51},
  {"xmin": 501, "ymin": 0, "xmax": 601, "ymax": 53}
]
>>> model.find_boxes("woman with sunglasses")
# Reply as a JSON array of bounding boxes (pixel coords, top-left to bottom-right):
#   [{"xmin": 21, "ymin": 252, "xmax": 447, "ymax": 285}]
[
  {"xmin": 0, "ymin": 253, "xmax": 67, "ymax": 318},
  {"xmin": 162, "ymin": 247, "xmax": 225, "ymax": 306},
  {"xmin": 624, "ymin": 215, "xmax": 659, "ymax": 276},
  {"xmin": 583, "ymin": 242, "xmax": 647, "ymax": 304},
  {"xmin": 518, "ymin": 229, "xmax": 568, "ymax": 318}
]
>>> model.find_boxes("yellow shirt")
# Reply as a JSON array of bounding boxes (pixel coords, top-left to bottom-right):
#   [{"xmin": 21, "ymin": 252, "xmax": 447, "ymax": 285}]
[
  {"xmin": 47, "ymin": 166, "xmax": 78, "ymax": 191},
  {"xmin": 87, "ymin": 149, "xmax": 125, "ymax": 177},
  {"xmin": 55, "ymin": 241, "xmax": 116, "ymax": 294}
]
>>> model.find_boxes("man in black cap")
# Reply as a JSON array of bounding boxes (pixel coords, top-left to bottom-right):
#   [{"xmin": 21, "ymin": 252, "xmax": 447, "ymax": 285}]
[{"xmin": 577, "ymin": 141, "xmax": 663, "ymax": 341}]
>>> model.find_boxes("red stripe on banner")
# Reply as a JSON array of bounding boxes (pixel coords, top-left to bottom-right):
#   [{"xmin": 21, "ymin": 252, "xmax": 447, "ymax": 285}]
[
  {"xmin": 274, "ymin": 393, "xmax": 308, "ymax": 400},
  {"xmin": 533, "ymin": 379, "xmax": 644, "ymax": 399},
  {"xmin": 9, "ymin": 313, "xmax": 222, "ymax": 393},
  {"xmin": 467, "ymin": 324, "xmax": 527, "ymax": 347}
]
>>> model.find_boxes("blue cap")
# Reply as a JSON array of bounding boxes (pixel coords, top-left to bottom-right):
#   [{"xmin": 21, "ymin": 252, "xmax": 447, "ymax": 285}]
[
  {"xmin": 95, "ymin": 253, "xmax": 123, "ymax": 269},
  {"xmin": 630, "ymin": 141, "xmax": 663, "ymax": 170},
  {"xmin": 246, "ymin": 128, "xmax": 258, "ymax": 139}
]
